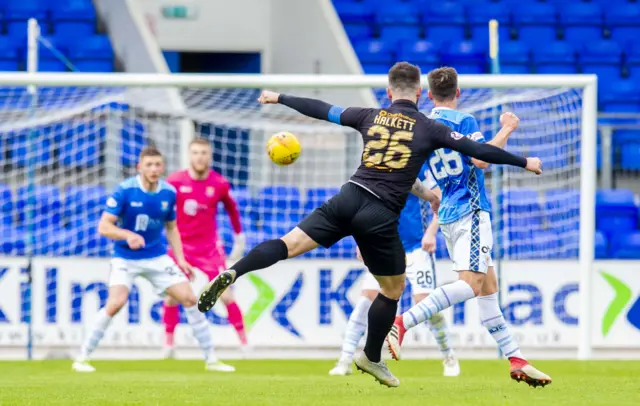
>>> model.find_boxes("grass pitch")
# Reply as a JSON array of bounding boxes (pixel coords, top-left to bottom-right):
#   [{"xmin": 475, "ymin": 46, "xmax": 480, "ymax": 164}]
[{"xmin": 1, "ymin": 360, "xmax": 639, "ymax": 405}]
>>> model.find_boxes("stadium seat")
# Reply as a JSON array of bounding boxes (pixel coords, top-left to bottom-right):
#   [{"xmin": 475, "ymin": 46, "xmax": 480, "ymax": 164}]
[
  {"xmin": 626, "ymin": 42, "xmax": 640, "ymax": 79},
  {"xmin": 5, "ymin": 130, "xmax": 52, "ymax": 167},
  {"xmin": 501, "ymin": 188, "xmax": 543, "ymax": 231},
  {"xmin": 343, "ymin": 23, "xmax": 374, "ymax": 41},
  {"xmin": 60, "ymin": 123, "xmax": 104, "ymax": 167},
  {"xmin": 533, "ymin": 41, "xmax": 577, "ymax": 74},
  {"xmin": 328, "ymin": 236, "xmax": 356, "ymax": 258},
  {"xmin": 595, "ymin": 189, "xmax": 638, "ymax": 235},
  {"xmin": 545, "ymin": 189, "xmax": 580, "ymax": 233},
  {"xmin": 16, "ymin": 184, "xmax": 62, "ymax": 229},
  {"xmin": 600, "ymin": 80, "xmax": 640, "ymax": 113},
  {"xmin": 121, "ymin": 119, "xmax": 145, "ymax": 166},
  {"xmin": 260, "ymin": 186, "xmax": 301, "ymax": 213},
  {"xmin": 580, "ymin": 40, "xmax": 622, "ymax": 84},
  {"xmin": 595, "ymin": 230, "xmax": 608, "ymax": 259},
  {"xmin": 333, "ymin": 2, "xmax": 374, "ymax": 24},
  {"xmin": 0, "ymin": 184, "xmax": 13, "ymax": 226},
  {"xmin": 74, "ymin": 60, "xmax": 114, "ymax": 72},
  {"xmin": 605, "ymin": 3, "xmax": 640, "ymax": 44},
  {"xmin": 64, "ymin": 185, "xmax": 106, "ymax": 218},
  {"xmin": 379, "ymin": 26, "xmax": 422, "ymax": 45},
  {"xmin": 467, "ymin": 2, "xmax": 511, "ymax": 45},
  {"xmin": 52, "ymin": 3, "xmax": 96, "ymax": 37},
  {"xmin": 0, "ymin": 226, "xmax": 26, "ymax": 255},
  {"xmin": 4, "ymin": 4, "xmax": 48, "ymax": 37},
  {"xmin": 499, "ymin": 40, "xmax": 532, "ymax": 74},
  {"xmin": 398, "ymin": 40, "xmax": 440, "ymax": 71},
  {"xmin": 69, "ymin": 35, "xmax": 114, "ymax": 60},
  {"xmin": 374, "ymin": 2, "xmax": 419, "ymax": 25},
  {"xmin": 514, "ymin": 2, "xmax": 558, "ymax": 45},
  {"xmin": 354, "ymin": 40, "xmax": 394, "ymax": 73},
  {"xmin": 422, "ymin": 1, "xmax": 466, "ymax": 45},
  {"xmin": 441, "ymin": 40, "xmax": 487, "ymax": 74},
  {"xmin": 620, "ymin": 142, "xmax": 640, "ymax": 171},
  {"xmin": 610, "ymin": 231, "xmax": 640, "ymax": 259},
  {"xmin": 0, "ymin": 36, "xmax": 19, "ymax": 70},
  {"xmin": 560, "ymin": 2, "xmax": 603, "ymax": 43}
]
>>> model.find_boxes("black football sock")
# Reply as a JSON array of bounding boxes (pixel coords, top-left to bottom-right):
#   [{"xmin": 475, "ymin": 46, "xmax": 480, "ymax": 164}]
[
  {"xmin": 363, "ymin": 293, "xmax": 399, "ymax": 363},
  {"xmin": 229, "ymin": 239, "xmax": 289, "ymax": 279}
]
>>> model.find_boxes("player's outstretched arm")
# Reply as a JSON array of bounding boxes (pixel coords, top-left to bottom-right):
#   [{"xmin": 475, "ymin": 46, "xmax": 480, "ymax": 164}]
[
  {"xmin": 97, "ymin": 212, "xmax": 145, "ymax": 249},
  {"xmin": 411, "ymin": 178, "xmax": 440, "ymax": 214},
  {"xmin": 421, "ymin": 187, "xmax": 441, "ymax": 254},
  {"xmin": 471, "ymin": 112, "xmax": 519, "ymax": 169},
  {"xmin": 258, "ymin": 90, "xmax": 367, "ymax": 128},
  {"xmin": 221, "ymin": 188, "xmax": 245, "ymax": 262},
  {"xmin": 434, "ymin": 125, "xmax": 542, "ymax": 174}
]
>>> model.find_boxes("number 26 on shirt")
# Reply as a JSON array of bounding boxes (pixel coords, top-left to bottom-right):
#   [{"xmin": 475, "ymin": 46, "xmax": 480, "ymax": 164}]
[{"xmin": 429, "ymin": 149, "xmax": 463, "ymax": 180}]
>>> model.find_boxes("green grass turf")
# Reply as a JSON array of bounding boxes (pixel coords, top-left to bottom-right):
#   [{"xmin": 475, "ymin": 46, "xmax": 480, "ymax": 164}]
[{"xmin": 1, "ymin": 360, "xmax": 639, "ymax": 406}]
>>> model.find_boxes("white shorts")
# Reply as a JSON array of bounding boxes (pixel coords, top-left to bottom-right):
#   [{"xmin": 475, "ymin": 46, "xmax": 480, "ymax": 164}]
[
  {"xmin": 440, "ymin": 210, "xmax": 493, "ymax": 274},
  {"xmin": 109, "ymin": 255, "xmax": 188, "ymax": 296},
  {"xmin": 360, "ymin": 248, "xmax": 437, "ymax": 295}
]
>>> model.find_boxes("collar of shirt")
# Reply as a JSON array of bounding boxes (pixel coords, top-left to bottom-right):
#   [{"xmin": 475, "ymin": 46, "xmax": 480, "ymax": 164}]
[
  {"xmin": 136, "ymin": 175, "xmax": 162, "ymax": 194},
  {"xmin": 391, "ymin": 99, "xmax": 419, "ymax": 111}
]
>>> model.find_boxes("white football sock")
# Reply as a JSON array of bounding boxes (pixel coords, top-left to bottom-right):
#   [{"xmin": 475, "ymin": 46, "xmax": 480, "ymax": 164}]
[
  {"xmin": 427, "ymin": 312, "xmax": 454, "ymax": 358},
  {"xmin": 477, "ymin": 293, "xmax": 524, "ymax": 360},
  {"xmin": 403, "ymin": 280, "xmax": 475, "ymax": 330},
  {"xmin": 184, "ymin": 305, "xmax": 215, "ymax": 361},
  {"xmin": 339, "ymin": 296, "xmax": 372, "ymax": 363},
  {"xmin": 79, "ymin": 308, "xmax": 113, "ymax": 360}
]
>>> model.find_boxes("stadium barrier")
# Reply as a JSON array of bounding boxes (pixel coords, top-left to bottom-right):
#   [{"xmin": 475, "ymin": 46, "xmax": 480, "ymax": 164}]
[{"xmin": 1, "ymin": 258, "xmax": 638, "ymax": 360}]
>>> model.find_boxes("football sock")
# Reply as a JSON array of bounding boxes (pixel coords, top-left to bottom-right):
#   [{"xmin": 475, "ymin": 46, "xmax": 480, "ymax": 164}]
[
  {"xmin": 477, "ymin": 293, "xmax": 524, "ymax": 360},
  {"xmin": 427, "ymin": 312, "xmax": 455, "ymax": 358},
  {"xmin": 403, "ymin": 280, "xmax": 475, "ymax": 330},
  {"xmin": 162, "ymin": 303, "xmax": 180, "ymax": 348},
  {"xmin": 363, "ymin": 293, "xmax": 398, "ymax": 363},
  {"xmin": 184, "ymin": 305, "xmax": 215, "ymax": 360},
  {"xmin": 79, "ymin": 308, "xmax": 113, "ymax": 359},
  {"xmin": 230, "ymin": 239, "xmax": 288, "ymax": 279},
  {"xmin": 339, "ymin": 296, "xmax": 372, "ymax": 363},
  {"xmin": 225, "ymin": 302, "xmax": 248, "ymax": 346}
]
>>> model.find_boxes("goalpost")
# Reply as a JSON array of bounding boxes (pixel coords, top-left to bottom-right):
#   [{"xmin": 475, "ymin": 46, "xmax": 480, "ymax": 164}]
[{"xmin": 1, "ymin": 70, "xmax": 596, "ymax": 359}]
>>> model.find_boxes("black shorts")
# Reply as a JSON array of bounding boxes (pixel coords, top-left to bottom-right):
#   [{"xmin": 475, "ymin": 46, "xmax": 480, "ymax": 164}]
[{"xmin": 298, "ymin": 182, "xmax": 405, "ymax": 277}]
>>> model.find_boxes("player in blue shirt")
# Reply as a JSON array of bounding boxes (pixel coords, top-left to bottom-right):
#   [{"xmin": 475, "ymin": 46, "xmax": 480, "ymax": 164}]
[
  {"xmin": 329, "ymin": 163, "xmax": 460, "ymax": 378},
  {"xmin": 386, "ymin": 67, "xmax": 551, "ymax": 387},
  {"xmin": 73, "ymin": 147, "xmax": 234, "ymax": 373}
]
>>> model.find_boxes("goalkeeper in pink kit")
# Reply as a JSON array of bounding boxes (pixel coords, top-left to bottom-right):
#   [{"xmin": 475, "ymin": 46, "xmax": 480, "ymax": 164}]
[{"xmin": 163, "ymin": 138, "xmax": 248, "ymax": 356}]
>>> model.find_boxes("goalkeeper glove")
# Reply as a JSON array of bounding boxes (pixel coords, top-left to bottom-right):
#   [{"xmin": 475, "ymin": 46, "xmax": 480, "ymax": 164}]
[{"xmin": 228, "ymin": 232, "xmax": 246, "ymax": 263}]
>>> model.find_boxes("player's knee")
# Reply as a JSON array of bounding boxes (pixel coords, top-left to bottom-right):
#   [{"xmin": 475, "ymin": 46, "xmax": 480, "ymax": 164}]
[
  {"xmin": 179, "ymin": 294, "xmax": 198, "ymax": 308},
  {"xmin": 459, "ymin": 271, "xmax": 484, "ymax": 297},
  {"xmin": 379, "ymin": 278, "xmax": 405, "ymax": 300}
]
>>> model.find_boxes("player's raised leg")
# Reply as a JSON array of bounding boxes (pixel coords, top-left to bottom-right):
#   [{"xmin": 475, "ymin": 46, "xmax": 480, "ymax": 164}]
[
  {"xmin": 478, "ymin": 267, "xmax": 551, "ymax": 387},
  {"xmin": 73, "ymin": 261, "xmax": 134, "ymax": 372}
]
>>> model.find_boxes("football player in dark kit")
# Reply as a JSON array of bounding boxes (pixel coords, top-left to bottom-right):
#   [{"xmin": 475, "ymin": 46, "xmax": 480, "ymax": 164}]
[{"xmin": 198, "ymin": 62, "xmax": 542, "ymax": 387}]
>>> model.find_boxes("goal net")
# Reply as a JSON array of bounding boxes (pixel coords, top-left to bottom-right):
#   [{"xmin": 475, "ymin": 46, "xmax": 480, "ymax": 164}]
[{"xmin": 0, "ymin": 73, "xmax": 597, "ymax": 359}]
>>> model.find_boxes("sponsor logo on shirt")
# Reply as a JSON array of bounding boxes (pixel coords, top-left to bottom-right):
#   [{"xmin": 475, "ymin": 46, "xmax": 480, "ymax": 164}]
[
  {"xmin": 179, "ymin": 186, "xmax": 192, "ymax": 193},
  {"xmin": 130, "ymin": 201, "xmax": 143, "ymax": 207},
  {"xmin": 450, "ymin": 131, "xmax": 464, "ymax": 140},
  {"xmin": 206, "ymin": 186, "xmax": 215, "ymax": 197},
  {"xmin": 184, "ymin": 199, "xmax": 198, "ymax": 216},
  {"xmin": 161, "ymin": 201, "xmax": 169, "ymax": 211},
  {"xmin": 469, "ymin": 132, "xmax": 484, "ymax": 142},
  {"xmin": 106, "ymin": 197, "xmax": 118, "ymax": 208}
]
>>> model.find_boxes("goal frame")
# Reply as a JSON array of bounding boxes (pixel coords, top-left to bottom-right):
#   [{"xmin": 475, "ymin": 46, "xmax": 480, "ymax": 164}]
[{"xmin": 2, "ymin": 72, "xmax": 597, "ymax": 359}]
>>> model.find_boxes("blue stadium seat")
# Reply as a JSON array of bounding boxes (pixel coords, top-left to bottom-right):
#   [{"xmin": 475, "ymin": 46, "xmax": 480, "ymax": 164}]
[
  {"xmin": 534, "ymin": 41, "xmax": 577, "ymax": 74},
  {"xmin": 600, "ymin": 80, "xmax": 640, "ymax": 113},
  {"xmin": 5, "ymin": 4, "xmax": 47, "ymax": 37},
  {"xmin": 260, "ymin": 186, "xmax": 301, "ymax": 213},
  {"xmin": 375, "ymin": 2, "xmax": 419, "ymax": 25},
  {"xmin": 121, "ymin": 118, "xmax": 145, "ymax": 166},
  {"xmin": 606, "ymin": 3, "xmax": 640, "ymax": 44},
  {"xmin": 334, "ymin": 2, "xmax": 374, "ymax": 24},
  {"xmin": 620, "ymin": 143, "xmax": 640, "ymax": 171},
  {"xmin": 422, "ymin": 1, "xmax": 466, "ymax": 45},
  {"xmin": 545, "ymin": 189, "xmax": 580, "ymax": 233},
  {"xmin": 262, "ymin": 213, "xmax": 302, "ymax": 237},
  {"xmin": 0, "ymin": 184, "xmax": 13, "ymax": 226},
  {"xmin": 0, "ymin": 36, "xmax": 19, "ymax": 69},
  {"xmin": 441, "ymin": 40, "xmax": 487, "ymax": 74},
  {"xmin": 380, "ymin": 26, "xmax": 421, "ymax": 45},
  {"xmin": 595, "ymin": 230, "xmax": 608, "ymax": 259},
  {"xmin": 499, "ymin": 40, "xmax": 531, "ymax": 74},
  {"xmin": 354, "ymin": 40, "xmax": 394, "ymax": 73},
  {"xmin": 52, "ymin": 3, "xmax": 96, "ymax": 37},
  {"xmin": 626, "ymin": 42, "xmax": 640, "ymax": 79},
  {"xmin": 16, "ymin": 184, "xmax": 62, "ymax": 229},
  {"xmin": 514, "ymin": 2, "xmax": 558, "ymax": 45},
  {"xmin": 343, "ymin": 23, "xmax": 373, "ymax": 41},
  {"xmin": 5, "ymin": 130, "xmax": 52, "ymax": 167},
  {"xmin": 580, "ymin": 40, "xmax": 622, "ymax": 84},
  {"xmin": 64, "ymin": 185, "xmax": 106, "ymax": 218},
  {"xmin": 303, "ymin": 187, "xmax": 340, "ymax": 214},
  {"xmin": 0, "ymin": 226, "xmax": 26, "ymax": 255},
  {"xmin": 328, "ymin": 236, "xmax": 356, "ymax": 258},
  {"xmin": 560, "ymin": 2, "xmax": 603, "ymax": 43},
  {"xmin": 74, "ymin": 60, "xmax": 114, "ymax": 72},
  {"xmin": 610, "ymin": 231, "xmax": 640, "ymax": 259},
  {"xmin": 467, "ymin": 2, "xmax": 511, "ymax": 45},
  {"xmin": 596, "ymin": 189, "xmax": 638, "ymax": 236},
  {"xmin": 60, "ymin": 123, "xmax": 103, "ymax": 167},
  {"xmin": 398, "ymin": 40, "xmax": 440, "ymax": 71},
  {"xmin": 38, "ymin": 60, "xmax": 69, "ymax": 72},
  {"xmin": 69, "ymin": 35, "xmax": 113, "ymax": 60}
]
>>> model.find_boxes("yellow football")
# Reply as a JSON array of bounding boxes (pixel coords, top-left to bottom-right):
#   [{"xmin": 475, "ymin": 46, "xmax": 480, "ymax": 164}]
[{"xmin": 266, "ymin": 131, "xmax": 301, "ymax": 166}]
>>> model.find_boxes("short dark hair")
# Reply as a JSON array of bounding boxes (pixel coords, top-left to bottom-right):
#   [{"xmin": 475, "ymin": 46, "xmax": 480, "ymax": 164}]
[
  {"xmin": 388, "ymin": 62, "xmax": 421, "ymax": 93},
  {"xmin": 427, "ymin": 67, "xmax": 458, "ymax": 101},
  {"xmin": 139, "ymin": 146, "xmax": 163, "ymax": 161},
  {"xmin": 189, "ymin": 137, "xmax": 211, "ymax": 148}
]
